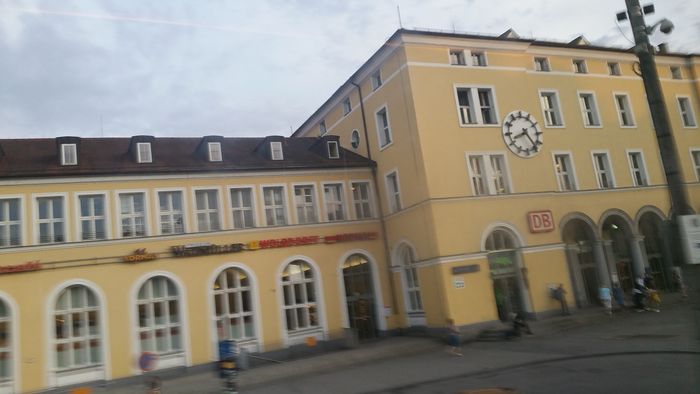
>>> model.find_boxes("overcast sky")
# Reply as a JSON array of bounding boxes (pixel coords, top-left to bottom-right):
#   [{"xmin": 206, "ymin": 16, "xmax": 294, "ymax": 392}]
[{"xmin": 1, "ymin": 0, "xmax": 698, "ymax": 139}]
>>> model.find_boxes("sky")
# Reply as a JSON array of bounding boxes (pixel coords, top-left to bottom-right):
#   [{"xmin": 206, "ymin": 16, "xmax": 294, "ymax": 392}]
[{"xmin": 1, "ymin": 0, "xmax": 698, "ymax": 139}]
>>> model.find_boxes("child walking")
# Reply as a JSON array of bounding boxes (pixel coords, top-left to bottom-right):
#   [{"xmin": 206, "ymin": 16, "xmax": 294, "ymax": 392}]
[{"xmin": 446, "ymin": 318, "xmax": 462, "ymax": 356}]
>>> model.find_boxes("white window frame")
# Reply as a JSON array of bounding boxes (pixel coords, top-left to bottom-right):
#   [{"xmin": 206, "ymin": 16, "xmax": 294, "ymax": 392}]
[
  {"xmin": 260, "ymin": 184, "xmax": 289, "ymax": 227},
  {"xmin": 136, "ymin": 143, "xmax": 152, "ymax": 163},
  {"xmin": 690, "ymin": 149, "xmax": 700, "ymax": 181},
  {"xmin": 321, "ymin": 182, "xmax": 347, "ymax": 222},
  {"xmin": 613, "ymin": 92, "xmax": 636, "ymax": 128},
  {"xmin": 270, "ymin": 141, "xmax": 284, "ymax": 160},
  {"xmin": 74, "ymin": 192, "xmax": 109, "ymax": 241},
  {"xmin": 396, "ymin": 244, "xmax": 424, "ymax": 316},
  {"xmin": 212, "ymin": 267, "xmax": 257, "ymax": 343},
  {"xmin": 375, "ymin": 105, "xmax": 393, "ymax": 150},
  {"xmin": 626, "ymin": 149, "xmax": 649, "ymax": 187},
  {"xmin": 449, "ymin": 49, "xmax": 466, "ymax": 65},
  {"xmin": 342, "ymin": 97, "xmax": 351, "ymax": 116},
  {"xmin": 591, "ymin": 151, "xmax": 616, "ymax": 189},
  {"xmin": 292, "ymin": 183, "xmax": 319, "ymax": 225},
  {"xmin": 384, "ymin": 170, "xmax": 402, "ymax": 213},
  {"xmin": 280, "ymin": 260, "xmax": 321, "ymax": 334},
  {"xmin": 539, "ymin": 89, "xmax": 565, "ymax": 128},
  {"xmin": 227, "ymin": 186, "xmax": 257, "ymax": 229},
  {"xmin": 327, "ymin": 141, "xmax": 340, "ymax": 159},
  {"xmin": 465, "ymin": 152, "xmax": 512, "ymax": 196},
  {"xmin": 534, "ymin": 57, "xmax": 550, "ymax": 71},
  {"xmin": 572, "ymin": 59, "xmax": 587, "ymax": 74},
  {"xmin": 0, "ymin": 195, "xmax": 23, "ymax": 248},
  {"xmin": 608, "ymin": 62, "xmax": 621, "ymax": 76},
  {"xmin": 33, "ymin": 193, "xmax": 68, "ymax": 244},
  {"xmin": 193, "ymin": 188, "xmax": 222, "ymax": 232},
  {"xmin": 470, "ymin": 50, "xmax": 487, "ymax": 66},
  {"xmin": 115, "ymin": 190, "xmax": 149, "ymax": 239},
  {"xmin": 670, "ymin": 66, "xmax": 681, "ymax": 80},
  {"xmin": 61, "ymin": 144, "xmax": 77, "ymax": 166},
  {"xmin": 551, "ymin": 152, "xmax": 578, "ymax": 192},
  {"xmin": 454, "ymin": 85, "xmax": 500, "ymax": 127},
  {"xmin": 577, "ymin": 91, "xmax": 602, "ymax": 128},
  {"xmin": 676, "ymin": 96, "xmax": 697, "ymax": 128},
  {"xmin": 350, "ymin": 180, "xmax": 374, "ymax": 220},
  {"xmin": 155, "ymin": 189, "xmax": 187, "ymax": 236},
  {"xmin": 0, "ymin": 296, "xmax": 17, "ymax": 393},
  {"xmin": 208, "ymin": 142, "xmax": 222, "ymax": 162},
  {"xmin": 350, "ymin": 129, "xmax": 360, "ymax": 149},
  {"xmin": 319, "ymin": 120, "xmax": 327, "ymax": 136},
  {"xmin": 371, "ymin": 71, "xmax": 382, "ymax": 90}
]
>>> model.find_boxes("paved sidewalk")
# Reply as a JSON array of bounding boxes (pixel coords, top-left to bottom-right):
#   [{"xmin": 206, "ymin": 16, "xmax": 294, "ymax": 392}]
[{"xmin": 91, "ymin": 292, "xmax": 691, "ymax": 393}]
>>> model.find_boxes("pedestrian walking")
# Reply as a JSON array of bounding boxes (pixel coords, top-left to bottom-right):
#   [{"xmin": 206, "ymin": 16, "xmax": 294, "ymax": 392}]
[
  {"xmin": 612, "ymin": 281, "xmax": 625, "ymax": 309},
  {"xmin": 554, "ymin": 284, "xmax": 570, "ymax": 316},
  {"xmin": 599, "ymin": 286, "xmax": 612, "ymax": 315},
  {"xmin": 644, "ymin": 274, "xmax": 661, "ymax": 312},
  {"xmin": 446, "ymin": 318, "xmax": 462, "ymax": 356},
  {"xmin": 633, "ymin": 276, "xmax": 647, "ymax": 312}
]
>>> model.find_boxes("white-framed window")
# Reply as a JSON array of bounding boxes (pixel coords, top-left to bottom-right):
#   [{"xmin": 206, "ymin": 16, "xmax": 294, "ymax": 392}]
[
  {"xmin": 471, "ymin": 51, "xmax": 487, "ymax": 66},
  {"xmin": 157, "ymin": 191, "xmax": 184, "ymax": 235},
  {"xmin": 351, "ymin": 181, "xmax": 373, "ymax": 220},
  {"xmin": 455, "ymin": 86, "xmax": 498, "ymax": 126},
  {"xmin": 281, "ymin": 260, "xmax": 319, "ymax": 332},
  {"xmin": 53, "ymin": 285, "xmax": 102, "ymax": 374},
  {"xmin": 327, "ymin": 141, "xmax": 340, "ymax": 159},
  {"xmin": 467, "ymin": 153, "xmax": 511, "ymax": 195},
  {"xmin": 194, "ymin": 189, "xmax": 221, "ymax": 232},
  {"xmin": 262, "ymin": 186, "xmax": 287, "ymax": 226},
  {"xmin": 229, "ymin": 187, "xmax": 256, "ymax": 229},
  {"xmin": 78, "ymin": 194, "xmax": 107, "ymax": 240},
  {"xmin": 137, "ymin": 143, "xmax": 152, "ymax": 163},
  {"xmin": 371, "ymin": 71, "xmax": 382, "ymax": 90},
  {"xmin": 385, "ymin": 171, "xmax": 401, "ymax": 213},
  {"xmin": 578, "ymin": 92, "xmax": 601, "ymax": 127},
  {"xmin": 0, "ymin": 198, "xmax": 21, "ymax": 247},
  {"xmin": 670, "ymin": 66, "xmax": 681, "ymax": 80},
  {"xmin": 608, "ymin": 62, "xmax": 621, "ymax": 76},
  {"xmin": 350, "ymin": 129, "xmax": 360, "ymax": 149},
  {"xmin": 118, "ymin": 192, "xmax": 147, "ymax": 238},
  {"xmin": 208, "ymin": 142, "xmax": 222, "ymax": 162},
  {"xmin": 627, "ymin": 150, "xmax": 649, "ymax": 187},
  {"xmin": 270, "ymin": 141, "xmax": 284, "ymax": 160},
  {"xmin": 293, "ymin": 185, "xmax": 318, "ymax": 225},
  {"xmin": 214, "ymin": 267, "xmax": 256, "ymax": 341},
  {"xmin": 37, "ymin": 196, "xmax": 65, "ymax": 244},
  {"xmin": 449, "ymin": 49, "xmax": 466, "ymax": 65},
  {"xmin": 342, "ymin": 97, "xmax": 351, "ymax": 115},
  {"xmin": 375, "ymin": 106, "xmax": 392, "ymax": 149},
  {"xmin": 534, "ymin": 57, "xmax": 550, "ymax": 71},
  {"xmin": 592, "ymin": 152, "xmax": 615, "ymax": 189},
  {"xmin": 136, "ymin": 276, "xmax": 183, "ymax": 357},
  {"xmin": 0, "ymin": 298, "xmax": 12, "ymax": 389},
  {"xmin": 319, "ymin": 121, "xmax": 327, "ymax": 136},
  {"xmin": 398, "ymin": 245, "xmax": 423, "ymax": 313},
  {"xmin": 553, "ymin": 153, "xmax": 577, "ymax": 191},
  {"xmin": 323, "ymin": 183, "xmax": 346, "ymax": 221},
  {"xmin": 677, "ymin": 97, "xmax": 697, "ymax": 127},
  {"xmin": 61, "ymin": 144, "xmax": 77, "ymax": 166},
  {"xmin": 691, "ymin": 149, "xmax": 700, "ymax": 181},
  {"xmin": 573, "ymin": 59, "xmax": 587, "ymax": 74},
  {"xmin": 614, "ymin": 93, "xmax": 636, "ymax": 127},
  {"xmin": 539, "ymin": 90, "xmax": 564, "ymax": 127}
]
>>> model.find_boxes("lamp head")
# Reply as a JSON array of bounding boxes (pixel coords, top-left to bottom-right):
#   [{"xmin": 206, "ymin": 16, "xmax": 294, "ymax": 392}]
[{"xmin": 658, "ymin": 18, "xmax": 674, "ymax": 34}]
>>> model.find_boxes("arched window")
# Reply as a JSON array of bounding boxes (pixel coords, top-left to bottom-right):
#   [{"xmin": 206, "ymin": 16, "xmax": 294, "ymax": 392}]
[
  {"xmin": 213, "ymin": 268, "xmax": 255, "ymax": 340},
  {"xmin": 0, "ymin": 299, "xmax": 11, "ymax": 390},
  {"xmin": 485, "ymin": 229, "xmax": 517, "ymax": 251},
  {"xmin": 399, "ymin": 245, "xmax": 422, "ymax": 312},
  {"xmin": 137, "ymin": 276, "xmax": 182, "ymax": 356},
  {"xmin": 281, "ymin": 261, "xmax": 318, "ymax": 332},
  {"xmin": 53, "ymin": 285, "xmax": 102, "ymax": 373}
]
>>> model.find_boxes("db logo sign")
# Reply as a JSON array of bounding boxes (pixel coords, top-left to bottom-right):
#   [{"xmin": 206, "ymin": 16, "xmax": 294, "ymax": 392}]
[{"xmin": 528, "ymin": 210, "xmax": 555, "ymax": 233}]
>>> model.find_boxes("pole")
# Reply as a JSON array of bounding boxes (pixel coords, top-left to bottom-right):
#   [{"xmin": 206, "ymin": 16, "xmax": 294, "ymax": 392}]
[{"xmin": 624, "ymin": 0, "xmax": 691, "ymax": 265}]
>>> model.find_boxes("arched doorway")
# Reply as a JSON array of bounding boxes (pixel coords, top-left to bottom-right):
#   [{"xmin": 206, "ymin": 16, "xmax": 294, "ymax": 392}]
[
  {"xmin": 342, "ymin": 254, "xmax": 378, "ymax": 340},
  {"xmin": 638, "ymin": 211, "xmax": 671, "ymax": 290},
  {"xmin": 601, "ymin": 214, "xmax": 638, "ymax": 293},
  {"xmin": 561, "ymin": 216, "xmax": 601, "ymax": 307},
  {"xmin": 485, "ymin": 228, "xmax": 527, "ymax": 321}
]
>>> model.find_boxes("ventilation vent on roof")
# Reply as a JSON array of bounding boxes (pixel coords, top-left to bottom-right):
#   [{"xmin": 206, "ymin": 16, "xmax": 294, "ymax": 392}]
[
  {"xmin": 499, "ymin": 28, "xmax": 520, "ymax": 39},
  {"xmin": 568, "ymin": 35, "xmax": 591, "ymax": 46}
]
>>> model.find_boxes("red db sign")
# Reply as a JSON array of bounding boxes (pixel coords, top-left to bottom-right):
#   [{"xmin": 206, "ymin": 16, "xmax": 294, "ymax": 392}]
[{"xmin": 528, "ymin": 210, "xmax": 554, "ymax": 233}]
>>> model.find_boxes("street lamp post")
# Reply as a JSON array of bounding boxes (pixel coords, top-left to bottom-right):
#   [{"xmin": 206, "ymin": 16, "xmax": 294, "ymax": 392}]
[{"xmin": 621, "ymin": 0, "xmax": 692, "ymax": 266}]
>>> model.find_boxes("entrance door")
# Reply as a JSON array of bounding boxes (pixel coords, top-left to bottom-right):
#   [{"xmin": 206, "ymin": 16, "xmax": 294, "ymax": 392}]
[
  {"xmin": 343, "ymin": 255, "xmax": 377, "ymax": 340},
  {"xmin": 578, "ymin": 246, "xmax": 599, "ymax": 306},
  {"xmin": 493, "ymin": 275, "xmax": 523, "ymax": 321}
]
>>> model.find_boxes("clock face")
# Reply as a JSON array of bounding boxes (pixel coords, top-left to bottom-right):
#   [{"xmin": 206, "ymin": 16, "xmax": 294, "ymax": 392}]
[{"xmin": 502, "ymin": 111, "xmax": 543, "ymax": 158}]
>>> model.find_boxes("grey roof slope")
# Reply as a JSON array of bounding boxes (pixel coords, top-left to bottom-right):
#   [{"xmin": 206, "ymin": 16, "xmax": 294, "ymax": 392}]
[{"xmin": 0, "ymin": 136, "xmax": 375, "ymax": 179}]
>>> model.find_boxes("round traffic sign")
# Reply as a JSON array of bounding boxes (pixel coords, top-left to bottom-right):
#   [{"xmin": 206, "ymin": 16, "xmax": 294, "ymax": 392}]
[{"xmin": 139, "ymin": 352, "xmax": 158, "ymax": 372}]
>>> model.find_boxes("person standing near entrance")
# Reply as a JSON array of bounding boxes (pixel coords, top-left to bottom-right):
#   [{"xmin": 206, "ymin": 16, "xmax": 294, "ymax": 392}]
[
  {"xmin": 633, "ymin": 276, "xmax": 647, "ymax": 312},
  {"xmin": 554, "ymin": 284, "xmax": 570, "ymax": 316},
  {"xmin": 599, "ymin": 286, "xmax": 612, "ymax": 315},
  {"xmin": 445, "ymin": 318, "xmax": 462, "ymax": 356}
]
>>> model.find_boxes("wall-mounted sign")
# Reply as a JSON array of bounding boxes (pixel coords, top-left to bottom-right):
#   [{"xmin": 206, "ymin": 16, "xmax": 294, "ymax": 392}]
[
  {"xmin": 123, "ymin": 249, "xmax": 158, "ymax": 263},
  {"xmin": 452, "ymin": 264, "xmax": 480, "ymax": 275},
  {"xmin": 172, "ymin": 232, "xmax": 378, "ymax": 258},
  {"xmin": 528, "ymin": 210, "xmax": 555, "ymax": 233},
  {"xmin": 453, "ymin": 277, "xmax": 465, "ymax": 289},
  {"xmin": 0, "ymin": 260, "xmax": 42, "ymax": 274}
]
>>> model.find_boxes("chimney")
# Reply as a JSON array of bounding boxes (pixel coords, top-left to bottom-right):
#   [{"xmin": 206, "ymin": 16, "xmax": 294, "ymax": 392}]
[{"xmin": 657, "ymin": 43, "xmax": 668, "ymax": 54}]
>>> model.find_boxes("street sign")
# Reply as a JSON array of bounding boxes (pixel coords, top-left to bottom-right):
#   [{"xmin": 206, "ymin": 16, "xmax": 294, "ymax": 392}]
[{"xmin": 138, "ymin": 352, "xmax": 158, "ymax": 372}]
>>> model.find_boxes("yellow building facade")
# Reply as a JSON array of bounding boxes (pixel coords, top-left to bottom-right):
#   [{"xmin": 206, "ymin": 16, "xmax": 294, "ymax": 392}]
[{"xmin": 293, "ymin": 30, "xmax": 700, "ymax": 328}]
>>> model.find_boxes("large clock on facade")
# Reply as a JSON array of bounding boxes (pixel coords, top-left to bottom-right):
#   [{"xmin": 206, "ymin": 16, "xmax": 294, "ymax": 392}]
[{"xmin": 502, "ymin": 110, "xmax": 543, "ymax": 158}]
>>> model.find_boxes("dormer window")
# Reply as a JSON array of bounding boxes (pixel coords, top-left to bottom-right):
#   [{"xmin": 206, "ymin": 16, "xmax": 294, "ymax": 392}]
[
  {"xmin": 327, "ymin": 141, "xmax": 340, "ymax": 159},
  {"xmin": 270, "ymin": 141, "xmax": 283, "ymax": 160},
  {"xmin": 137, "ymin": 142, "xmax": 152, "ymax": 163},
  {"xmin": 208, "ymin": 142, "xmax": 222, "ymax": 162},
  {"xmin": 319, "ymin": 120, "xmax": 327, "ymax": 136},
  {"xmin": 61, "ymin": 144, "xmax": 77, "ymax": 166}
]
